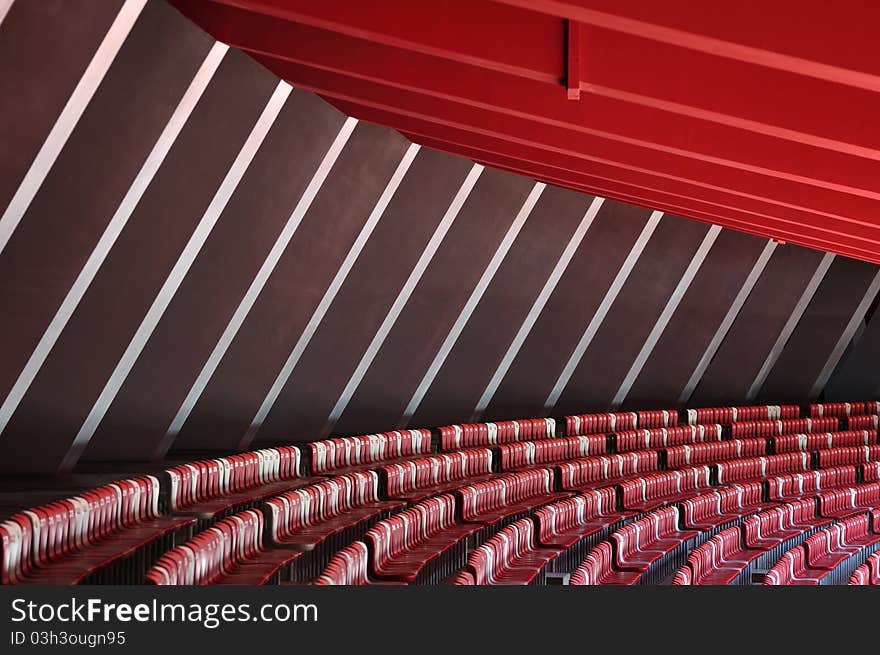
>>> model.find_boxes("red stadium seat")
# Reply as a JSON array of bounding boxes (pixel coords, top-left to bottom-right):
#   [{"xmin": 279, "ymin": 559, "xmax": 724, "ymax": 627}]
[
  {"xmin": 365, "ymin": 495, "xmax": 480, "ymax": 584},
  {"xmin": 308, "ymin": 430, "xmax": 432, "ymax": 475},
  {"xmin": 558, "ymin": 451, "xmax": 660, "ymax": 492},
  {"xmin": 463, "ymin": 518, "xmax": 561, "ymax": 585},
  {"xmin": 615, "ymin": 424, "xmax": 722, "ymax": 453},
  {"xmin": 166, "ymin": 446, "xmax": 310, "ymax": 520},
  {"xmin": 146, "ymin": 509, "xmax": 299, "ymax": 585},
  {"xmin": 381, "ymin": 449, "xmax": 494, "ymax": 501},
  {"xmin": 313, "ymin": 542, "xmax": 402, "ymax": 586},
  {"xmin": 0, "ymin": 476, "xmax": 192, "ymax": 585}
]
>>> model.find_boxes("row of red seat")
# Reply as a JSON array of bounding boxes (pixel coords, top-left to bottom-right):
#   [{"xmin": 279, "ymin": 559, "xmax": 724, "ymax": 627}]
[
  {"xmin": 673, "ymin": 499, "xmax": 825, "ymax": 585},
  {"xmin": 620, "ymin": 467, "xmax": 713, "ymax": 512},
  {"xmin": 166, "ymin": 446, "xmax": 306, "ymax": 519},
  {"xmin": 496, "ymin": 435, "xmax": 606, "ymax": 471},
  {"xmin": 559, "ymin": 451, "xmax": 660, "ymax": 492},
  {"xmin": 810, "ymin": 401, "xmax": 880, "ymax": 418},
  {"xmin": 818, "ymin": 483, "xmax": 880, "ymax": 519},
  {"xmin": 459, "ymin": 466, "xmax": 880, "ymax": 585},
  {"xmin": 716, "ymin": 452, "xmax": 811, "ymax": 483},
  {"xmin": 381, "ymin": 449, "xmax": 494, "ymax": 501},
  {"xmin": 313, "ymin": 541, "xmax": 396, "ymax": 585},
  {"xmin": 458, "ymin": 468, "xmax": 567, "ymax": 525},
  {"xmin": 764, "ymin": 512, "xmax": 880, "ymax": 585},
  {"xmin": 730, "ymin": 417, "xmax": 840, "ymax": 438},
  {"xmin": 849, "ymin": 552, "xmax": 880, "ymax": 584},
  {"xmin": 766, "ymin": 466, "xmax": 859, "ymax": 501},
  {"xmin": 686, "ymin": 405, "xmax": 799, "ymax": 426},
  {"xmin": 146, "ymin": 509, "xmax": 297, "ymax": 585},
  {"xmin": 774, "ymin": 429, "xmax": 876, "ymax": 453},
  {"xmin": 679, "ymin": 483, "xmax": 767, "ymax": 534},
  {"xmin": 264, "ymin": 471, "xmax": 404, "ymax": 582},
  {"xmin": 816, "ymin": 445, "xmax": 880, "ymax": 468},
  {"xmin": 533, "ymin": 489, "xmax": 626, "ymax": 572},
  {"xmin": 278, "ymin": 454, "xmax": 880, "ymax": 584},
  {"xmin": 438, "ymin": 419, "xmax": 556, "ymax": 450},
  {"xmin": 565, "ymin": 411, "xmax": 639, "ymax": 436},
  {"xmin": 457, "ymin": 518, "xmax": 561, "ymax": 585},
  {"xmin": 615, "ymin": 424, "xmax": 723, "ymax": 453},
  {"xmin": 665, "ymin": 438, "xmax": 767, "ymax": 469},
  {"xmin": 569, "ymin": 506, "xmax": 697, "ymax": 585},
  {"xmin": 1, "ymin": 476, "xmax": 192, "ymax": 585},
  {"xmin": 848, "ymin": 415, "xmax": 879, "ymax": 430},
  {"xmin": 308, "ymin": 429, "xmax": 432, "ymax": 475},
  {"xmin": 365, "ymin": 494, "xmax": 478, "ymax": 584}
]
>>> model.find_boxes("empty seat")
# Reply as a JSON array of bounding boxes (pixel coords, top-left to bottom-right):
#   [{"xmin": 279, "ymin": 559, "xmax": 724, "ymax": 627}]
[
  {"xmin": 458, "ymin": 468, "xmax": 568, "ymax": 525},
  {"xmin": 534, "ymin": 489, "xmax": 624, "ymax": 570},
  {"xmin": 774, "ymin": 430, "xmax": 876, "ymax": 453},
  {"xmin": 0, "ymin": 476, "xmax": 193, "ymax": 585},
  {"xmin": 615, "ymin": 424, "xmax": 722, "ymax": 453},
  {"xmin": 559, "ymin": 451, "xmax": 660, "ymax": 492},
  {"xmin": 686, "ymin": 405, "xmax": 798, "ymax": 426},
  {"xmin": 365, "ymin": 494, "xmax": 479, "ymax": 584},
  {"xmin": 619, "ymin": 467, "xmax": 712, "ymax": 512},
  {"xmin": 665, "ymin": 439, "xmax": 766, "ymax": 469},
  {"xmin": 803, "ymin": 515, "xmax": 880, "ymax": 578},
  {"xmin": 715, "ymin": 452, "xmax": 810, "ymax": 484},
  {"xmin": 439, "ymin": 419, "xmax": 555, "ymax": 450},
  {"xmin": 810, "ymin": 402, "xmax": 872, "ymax": 418},
  {"xmin": 817, "ymin": 483, "xmax": 880, "ymax": 519},
  {"xmin": 847, "ymin": 415, "xmax": 879, "ymax": 431},
  {"xmin": 731, "ymin": 417, "xmax": 839, "ymax": 439},
  {"xmin": 848, "ymin": 552, "xmax": 880, "ymax": 585},
  {"xmin": 464, "ymin": 518, "xmax": 561, "ymax": 585},
  {"xmin": 565, "ymin": 412, "xmax": 637, "ymax": 436},
  {"xmin": 815, "ymin": 445, "xmax": 880, "ymax": 468},
  {"xmin": 681, "ymin": 526, "xmax": 755, "ymax": 585},
  {"xmin": 166, "ymin": 446, "xmax": 309, "ymax": 520},
  {"xmin": 636, "ymin": 410, "xmax": 678, "ymax": 429},
  {"xmin": 309, "ymin": 430, "xmax": 432, "ymax": 475},
  {"xmin": 611, "ymin": 506, "xmax": 699, "ymax": 584},
  {"xmin": 313, "ymin": 542, "xmax": 401, "ymax": 586},
  {"xmin": 146, "ymin": 509, "xmax": 299, "ymax": 585},
  {"xmin": 264, "ymin": 471, "xmax": 404, "ymax": 581},
  {"xmin": 381, "ymin": 449, "xmax": 494, "ymax": 501},
  {"xmin": 497, "ymin": 435, "xmax": 605, "ymax": 471},
  {"xmin": 535, "ymin": 489, "xmax": 623, "ymax": 550},
  {"xmin": 679, "ymin": 483, "xmax": 766, "ymax": 532},
  {"xmin": 569, "ymin": 542, "xmax": 641, "ymax": 585},
  {"xmin": 763, "ymin": 549, "xmax": 825, "ymax": 585},
  {"xmin": 452, "ymin": 569, "xmax": 476, "ymax": 585},
  {"xmin": 766, "ymin": 466, "xmax": 858, "ymax": 501}
]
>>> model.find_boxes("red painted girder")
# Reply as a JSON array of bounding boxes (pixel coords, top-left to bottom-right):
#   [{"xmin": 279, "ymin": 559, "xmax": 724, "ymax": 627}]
[
  {"xmin": 402, "ymin": 131, "xmax": 880, "ymax": 263},
  {"xmin": 458, "ymin": 150, "xmax": 873, "ymax": 263},
  {"xmin": 187, "ymin": 1, "xmax": 880, "ymax": 170},
  {"xmin": 234, "ymin": 41, "xmax": 880, "ymax": 231},
  {"xmin": 204, "ymin": 0, "xmax": 565, "ymax": 83},
  {"xmin": 335, "ymin": 98, "xmax": 880, "ymax": 254},
  {"xmin": 251, "ymin": 56, "xmax": 880, "ymax": 242},
  {"xmin": 495, "ymin": 0, "xmax": 880, "ymax": 91}
]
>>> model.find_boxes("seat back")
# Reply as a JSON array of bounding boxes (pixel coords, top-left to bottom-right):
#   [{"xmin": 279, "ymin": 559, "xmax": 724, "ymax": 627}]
[{"xmin": 313, "ymin": 542, "xmax": 372, "ymax": 585}]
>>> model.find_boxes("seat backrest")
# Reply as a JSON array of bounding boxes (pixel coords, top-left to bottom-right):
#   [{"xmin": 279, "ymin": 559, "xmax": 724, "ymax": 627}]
[
  {"xmin": 314, "ymin": 542, "xmax": 372, "ymax": 585},
  {"xmin": 569, "ymin": 542, "xmax": 615, "ymax": 585}
]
